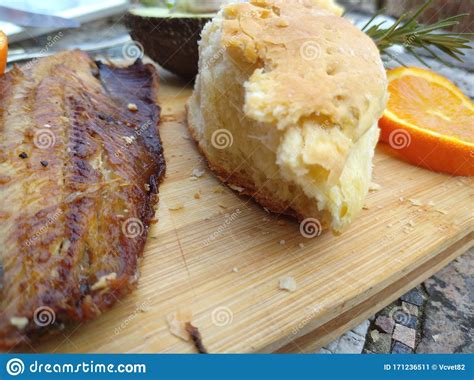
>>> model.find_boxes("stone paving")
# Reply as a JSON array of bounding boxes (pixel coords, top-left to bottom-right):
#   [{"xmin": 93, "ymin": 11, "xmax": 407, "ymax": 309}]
[
  {"xmin": 319, "ymin": 248, "xmax": 473, "ymax": 354},
  {"xmin": 416, "ymin": 249, "xmax": 474, "ymax": 353}
]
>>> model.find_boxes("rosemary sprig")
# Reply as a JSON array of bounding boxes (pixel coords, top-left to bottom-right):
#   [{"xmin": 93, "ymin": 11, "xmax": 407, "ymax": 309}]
[{"xmin": 362, "ymin": 0, "xmax": 473, "ymax": 67}]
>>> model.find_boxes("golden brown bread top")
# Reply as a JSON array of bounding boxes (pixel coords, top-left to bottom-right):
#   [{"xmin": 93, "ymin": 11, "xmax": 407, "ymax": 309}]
[{"xmin": 221, "ymin": 0, "xmax": 387, "ymax": 142}]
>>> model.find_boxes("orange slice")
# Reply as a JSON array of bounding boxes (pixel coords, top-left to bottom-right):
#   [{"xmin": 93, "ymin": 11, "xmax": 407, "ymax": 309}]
[
  {"xmin": 379, "ymin": 67, "xmax": 474, "ymax": 176},
  {"xmin": 0, "ymin": 31, "xmax": 7, "ymax": 75}
]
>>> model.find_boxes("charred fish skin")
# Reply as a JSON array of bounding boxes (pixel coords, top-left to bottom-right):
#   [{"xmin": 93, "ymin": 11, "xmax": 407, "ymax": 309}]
[{"xmin": 0, "ymin": 50, "xmax": 165, "ymax": 349}]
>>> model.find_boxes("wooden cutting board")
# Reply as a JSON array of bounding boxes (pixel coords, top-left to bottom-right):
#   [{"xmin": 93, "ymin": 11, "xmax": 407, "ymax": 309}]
[{"xmin": 31, "ymin": 70, "xmax": 473, "ymax": 354}]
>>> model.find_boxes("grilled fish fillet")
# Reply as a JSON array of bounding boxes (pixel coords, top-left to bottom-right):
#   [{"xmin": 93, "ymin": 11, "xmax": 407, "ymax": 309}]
[{"xmin": 0, "ymin": 50, "xmax": 165, "ymax": 349}]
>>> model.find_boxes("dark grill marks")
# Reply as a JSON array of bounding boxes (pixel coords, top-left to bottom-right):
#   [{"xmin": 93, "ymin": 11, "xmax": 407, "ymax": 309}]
[{"xmin": 0, "ymin": 51, "xmax": 165, "ymax": 348}]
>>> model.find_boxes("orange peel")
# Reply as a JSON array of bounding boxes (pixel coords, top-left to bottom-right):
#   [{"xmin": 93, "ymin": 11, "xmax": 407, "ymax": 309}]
[
  {"xmin": 379, "ymin": 67, "xmax": 474, "ymax": 176},
  {"xmin": 0, "ymin": 31, "xmax": 7, "ymax": 75}
]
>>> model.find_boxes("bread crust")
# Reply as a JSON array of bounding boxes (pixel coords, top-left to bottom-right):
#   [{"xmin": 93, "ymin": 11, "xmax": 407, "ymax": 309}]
[
  {"xmin": 186, "ymin": 0, "xmax": 386, "ymax": 232},
  {"xmin": 186, "ymin": 103, "xmax": 329, "ymax": 227},
  {"xmin": 221, "ymin": 0, "xmax": 388, "ymax": 142}
]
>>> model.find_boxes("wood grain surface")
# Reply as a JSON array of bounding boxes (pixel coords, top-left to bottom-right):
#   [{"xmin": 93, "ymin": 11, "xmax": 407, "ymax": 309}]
[{"xmin": 28, "ymin": 71, "xmax": 473, "ymax": 354}]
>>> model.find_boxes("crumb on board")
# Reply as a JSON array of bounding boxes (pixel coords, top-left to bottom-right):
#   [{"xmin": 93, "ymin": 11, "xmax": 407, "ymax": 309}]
[
  {"xmin": 167, "ymin": 310, "xmax": 193, "ymax": 342},
  {"xmin": 218, "ymin": 203, "xmax": 227, "ymax": 209},
  {"xmin": 408, "ymin": 198, "xmax": 423, "ymax": 207},
  {"xmin": 194, "ymin": 192, "xmax": 201, "ymax": 200},
  {"xmin": 191, "ymin": 168, "xmax": 205, "ymax": 179},
  {"xmin": 10, "ymin": 316, "xmax": 28, "ymax": 330},
  {"xmin": 169, "ymin": 203, "xmax": 184, "ymax": 211},
  {"xmin": 279, "ymin": 277, "xmax": 297, "ymax": 292},
  {"xmin": 144, "ymin": 184, "xmax": 151, "ymax": 192},
  {"xmin": 232, "ymin": 267, "xmax": 239, "ymax": 273},
  {"xmin": 298, "ymin": 243, "xmax": 305, "ymax": 249},
  {"xmin": 279, "ymin": 240, "xmax": 286, "ymax": 245},
  {"xmin": 369, "ymin": 182, "xmax": 382, "ymax": 192},
  {"xmin": 160, "ymin": 114, "xmax": 177, "ymax": 123},
  {"xmin": 127, "ymin": 103, "xmax": 138, "ymax": 112},
  {"xmin": 91, "ymin": 272, "xmax": 117, "ymax": 291}
]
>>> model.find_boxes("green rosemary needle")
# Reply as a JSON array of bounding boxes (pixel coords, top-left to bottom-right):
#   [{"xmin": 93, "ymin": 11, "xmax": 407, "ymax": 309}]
[{"xmin": 361, "ymin": 0, "xmax": 473, "ymax": 67}]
